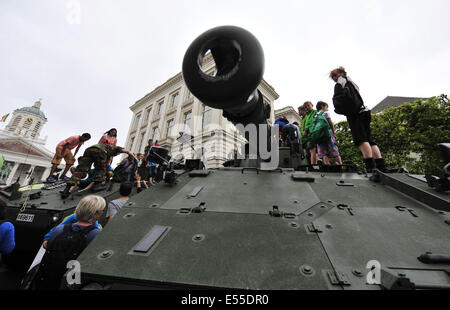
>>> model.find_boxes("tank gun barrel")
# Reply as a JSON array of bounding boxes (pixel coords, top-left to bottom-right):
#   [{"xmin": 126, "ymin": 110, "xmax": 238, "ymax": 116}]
[{"xmin": 182, "ymin": 26, "xmax": 271, "ymax": 126}]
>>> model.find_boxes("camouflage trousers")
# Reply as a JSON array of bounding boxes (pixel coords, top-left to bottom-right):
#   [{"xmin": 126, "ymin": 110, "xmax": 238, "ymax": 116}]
[{"xmin": 67, "ymin": 147, "xmax": 108, "ymax": 185}]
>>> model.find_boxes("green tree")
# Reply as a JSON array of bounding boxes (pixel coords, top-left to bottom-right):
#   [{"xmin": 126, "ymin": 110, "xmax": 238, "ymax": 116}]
[{"xmin": 334, "ymin": 94, "xmax": 449, "ymax": 174}]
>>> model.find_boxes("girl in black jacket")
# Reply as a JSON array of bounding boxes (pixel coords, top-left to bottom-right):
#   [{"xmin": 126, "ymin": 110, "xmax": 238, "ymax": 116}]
[{"xmin": 330, "ymin": 66, "xmax": 386, "ymax": 172}]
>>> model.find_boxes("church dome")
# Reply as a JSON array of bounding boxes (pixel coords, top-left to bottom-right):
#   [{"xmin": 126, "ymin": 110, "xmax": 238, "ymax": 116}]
[{"xmin": 17, "ymin": 101, "xmax": 46, "ymax": 119}]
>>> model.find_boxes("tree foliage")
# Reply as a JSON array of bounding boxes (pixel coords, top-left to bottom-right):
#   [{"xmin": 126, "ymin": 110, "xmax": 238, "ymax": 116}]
[{"xmin": 334, "ymin": 94, "xmax": 449, "ymax": 174}]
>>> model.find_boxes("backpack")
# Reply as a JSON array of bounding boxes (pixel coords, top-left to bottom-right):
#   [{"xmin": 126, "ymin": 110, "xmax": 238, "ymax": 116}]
[
  {"xmin": 332, "ymin": 78, "xmax": 364, "ymax": 115},
  {"xmin": 113, "ymin": 157, "xmax": 138, "ymax": 182},
  {"xmin": 34, "ymin": 224, "xmax": 97, "ymax": 290},
  {"xmin": 309, "ymin": 111, "xmax": 331, "ymax": 145}
]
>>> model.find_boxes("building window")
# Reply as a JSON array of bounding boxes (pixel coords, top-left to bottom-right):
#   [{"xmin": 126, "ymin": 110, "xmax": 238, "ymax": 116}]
[
  {"xmin": 166, "ymin": 119, "xmax": 174, "ymax": 137},
  {"xmin": 202, "ymin": 104, "xmax": 211, "ymax": 129},
  {"xmin": 145, "ymin": 107, "xmax": 152, "ymax": 121},
  {"xmin": 8, "ymin": 115, "xmax": 22, "ymax": 131},
  {"xmin": 183, "ymin": 111, "xmax": 192, "ymax": 134},
  {"xmin": 156, "ymin": 100, "xmax": 165, "ymax": 115},
  {"xmin": 152, "ymin": 127, "xmax": 159, "ymax": 141},
  {"xmin": 0, "ymin": 161, "xmax": 14, "ymax": 184},
  {"xmin": 135, "ymin": 114, "xmax": 141, "ymax": 128},
  {"xmin": 129, "ymin": 136, "xmax": 135, "ymax": 151},
  {"xmin": 138, "ymin": 132, "xmax": 146, "ymax": 153},
  {"xmin": 187, "ymin": 89, "xmax": 193, "ymax": 99},
  {"xmin": 31, "ymin": 121, "xmax": 41, "ymax": 138},
  {"xmin": 171, "ymin": 92, "xmax": 179, "ymax": 108}
]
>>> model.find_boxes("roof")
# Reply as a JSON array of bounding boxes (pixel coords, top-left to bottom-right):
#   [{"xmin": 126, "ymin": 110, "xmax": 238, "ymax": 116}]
[
  {"xmin": 274, "ymin": 106, "xmax": 302, "ymax": 124},
  {"xmin": 371, "ymin": 96, "xmax": 427, "ymax": 113},
  {"xmin": 0, "ymin": 136, "xmax": 54, "ymax": 160},
  {"xmin": 0, "ymin": 140, "xmax": 47, "ymax": 158}
]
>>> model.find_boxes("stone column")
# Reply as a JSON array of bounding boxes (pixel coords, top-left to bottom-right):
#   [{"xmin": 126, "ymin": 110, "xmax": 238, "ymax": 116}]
[
  {"xmin": 42, "ymin": 166, "xmax": 52, "ymax": 182},
  {"xmin": 6, "ymin": 162, "xmax": 19, "ymax": 185}
]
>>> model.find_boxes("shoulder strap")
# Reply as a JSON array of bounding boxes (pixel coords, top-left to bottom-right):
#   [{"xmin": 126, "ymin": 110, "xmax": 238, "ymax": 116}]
[
  {"xmin": 62, "ymin": 223, "xmax": 73, "ymax": 234},
  {"xmin": 46, "ymin": 223, "xmax": 73, "ymax": 252},
  {"xmin": 80, "ymin": 225, "xmax": 97, "ymax": 235}
]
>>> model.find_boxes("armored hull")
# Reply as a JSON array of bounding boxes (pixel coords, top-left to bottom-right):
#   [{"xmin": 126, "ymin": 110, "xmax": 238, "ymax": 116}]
[
  {"xmin": 77, "ymin": 25, "xmax": 450, "ymax": 290},
  {"xmin": 77, "ymin": 168, "xmax": 450, "ymax": 289}
]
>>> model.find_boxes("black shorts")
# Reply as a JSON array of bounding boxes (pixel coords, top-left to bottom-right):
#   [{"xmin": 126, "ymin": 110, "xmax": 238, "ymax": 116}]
[{"xmin": 346, "ymin": 110, "xmax": 377, "ymax": 146}]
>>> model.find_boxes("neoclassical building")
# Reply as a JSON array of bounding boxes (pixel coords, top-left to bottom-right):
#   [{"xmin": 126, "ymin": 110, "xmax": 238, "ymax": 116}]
[
  {"xmin": 0, "ymin": 100, "xmax": 55, "ymax": 186},
  {"xmin": 124, "ymin": 53, "xmax": 279, "ymax": 168},
  {"xmin": 274, "ymin": 106, "xmax": 302, "ymax": 125}
]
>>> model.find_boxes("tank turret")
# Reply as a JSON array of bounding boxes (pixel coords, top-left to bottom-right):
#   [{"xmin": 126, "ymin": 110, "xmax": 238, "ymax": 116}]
[{"xmin": 183, "ymin": 26, "xmax": 298, "ymax": 168}]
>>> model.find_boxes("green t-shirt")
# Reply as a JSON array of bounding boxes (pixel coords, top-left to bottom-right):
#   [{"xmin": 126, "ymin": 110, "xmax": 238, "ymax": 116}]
[{"xmin": 300, "ymin": 109, "xmax": 317, "ymax": 144}]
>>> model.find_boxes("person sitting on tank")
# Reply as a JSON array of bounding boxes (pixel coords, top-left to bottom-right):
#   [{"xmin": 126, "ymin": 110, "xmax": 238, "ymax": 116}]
[
  {"xmin": 135, "ymin": 153, "xmax": 149, "ymax": 192},
  {"xmin": 0, "ymin": 199, "xmax": 15, "ymax": 256},
  {"xmin": 136, "ymin": 153, "xmax": 148, "ymax": 181},
  {"xmin": 282, "ymin": 122, "xmax": 300, "ymax": 149},
  {"xmin": 61, "ymin": 143, "xmax": 137, "ymax": 199},
  {"xmin": 274, "ymin": 116, "xmax": 289, "ymax": 147},
  {"xmin": 68, "ymin": 166, "xmax": 112, "ymax": 192},
  {"xmin": 106, "ymin": 182, "xmax": 133, "ymax": 223},
  {"xmin": 69, "ymin": 168, "xmax": 103, "ymax": 192},
  {"xmin": 46, "ymin": 133, "xmax": 92, "ymax": 183},
  {"xmin": 113, "ymin": 153, "xmax": 139, "ymax": 183},
  {"xmin": 290, "ymin": 121, "xmax": 301, "ymax": 153},
  {"xmin": 135, "ymin": 172, "xmax": 148, "ymax": 193}
]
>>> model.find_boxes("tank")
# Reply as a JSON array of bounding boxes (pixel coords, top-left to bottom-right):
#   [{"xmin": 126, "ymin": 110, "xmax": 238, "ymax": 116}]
[
  {"xmin": 0, "ymin": 172, "xmax": 129, "ymax": 271},
  {"xmin": 72, "ymin": 26, "xmax": 450, "ymax": 290}
]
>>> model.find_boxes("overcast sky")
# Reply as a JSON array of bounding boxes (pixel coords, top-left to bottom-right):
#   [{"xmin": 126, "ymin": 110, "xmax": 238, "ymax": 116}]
[{"xmin": 1, "ymin": 0, "xmax": 449, "ymax": 161}]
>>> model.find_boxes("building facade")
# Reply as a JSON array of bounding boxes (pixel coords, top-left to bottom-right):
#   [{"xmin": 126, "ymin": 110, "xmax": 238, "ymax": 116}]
[
  {"xmin": 124, "ymin": 53, "xmax": 279, "ymax": 168},
  {"xmin": 0, "ymin": 100, "xmax": 55, "ymax": 186}
]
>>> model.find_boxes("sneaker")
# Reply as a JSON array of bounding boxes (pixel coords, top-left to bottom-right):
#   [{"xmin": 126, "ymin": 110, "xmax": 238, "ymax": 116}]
[
  {"xmin": 46, "ymin": 176, "xmax": 56, "ymax": 183},
  {"xmin": 60, "ymin": 175, "xmax": 70, "ymax": 181}
]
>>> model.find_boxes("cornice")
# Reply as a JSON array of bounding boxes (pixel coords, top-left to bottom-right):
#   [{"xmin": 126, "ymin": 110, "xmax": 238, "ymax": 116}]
[
  {"xmin": 131, "ymin": 73, "xmax": 184, "ymax": 111},
  {"xmin": 259, "ymin": 79, "xmax": 279, "ymax": 100},
  {"xmin": 130, "ymin": 54, "xmax": 279, "ymax": 112}
]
